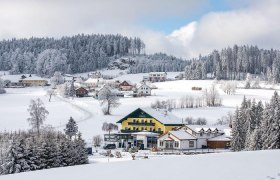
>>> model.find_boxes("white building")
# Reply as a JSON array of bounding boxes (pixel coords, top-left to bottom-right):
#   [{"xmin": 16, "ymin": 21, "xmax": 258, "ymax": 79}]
[
  {"xmin": 157, "ymin": 131, "xmax": 197, "ymax": 150},
  {"xmin": 157, "ymin": 125, "xmax": 232, "ymax": 150},
  {"xmin": 179, "ymin": 125, "xmax": 231, "ymax": 149},
  {"xmin": 148, "ymin": 72, "xmax": 167, "ymax": 82},
  {"xmin": 135, "ymin": 83, "xmax": 151, "ymax": 96}
]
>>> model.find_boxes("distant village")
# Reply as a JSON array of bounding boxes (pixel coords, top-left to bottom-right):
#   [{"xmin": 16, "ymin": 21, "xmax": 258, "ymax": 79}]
[
  {"xmin": 0, "ymin": 71, "xmax": 183, "ymax": 99},
  {"xmin": 0, "ymin": 71, "xmax": 232, "ymax": 152}
]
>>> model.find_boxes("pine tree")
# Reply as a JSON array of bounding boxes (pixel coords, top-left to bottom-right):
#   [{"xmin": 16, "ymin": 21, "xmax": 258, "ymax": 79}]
[
  {"xmin": 2, "ymin": 138, "xmax": 30, "ymax": 174},
  {"xmin": 231, "ymin": 107, "xmax": 246, "ymax": 151},
  {"xmin": 73, "ymin": 132, "xmax": 88, "ymax": 165},
  {"xmin": 69, "ymin": 79, "xmax": 75, "ymax": 99},
  {"xmin": 64, "ymin": 117, "xmax": 78, "ymax": 140},
  {"xmin": 262, "ymin": 91, "xmax": 280, "ymax": 149},
  {"xmin": 249, "ymin": 128, "xmax": 263, "ymax": 150}
]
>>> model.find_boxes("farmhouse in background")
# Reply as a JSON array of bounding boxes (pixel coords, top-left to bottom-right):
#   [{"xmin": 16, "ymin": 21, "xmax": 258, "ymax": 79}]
[
  {"xmin": 119, "ymin": 80, "xmax": 134, "ymax": 91},
  {"xmin": 75, "ymin": 87, "xmax": 88, "ymax": 97},
  {"xmin": 148, "ymin": 72, "xmax": 167, "ymax": 82},
  {"xmin": 20, "ymin": 75, "xmax": 48, "ymax": 86},
  {"xmin": 135, "ymin": 83, "xmax": 151, "ymax": 96}
]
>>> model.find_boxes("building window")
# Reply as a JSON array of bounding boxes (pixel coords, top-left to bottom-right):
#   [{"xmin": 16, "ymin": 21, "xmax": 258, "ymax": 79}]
[
  {"xmin": 158, "ymin": 128, "xmax": 161, "ymax": 132},
  {"xmin": 141, "ymin": 119, "xmax": 144, "ymax": 123},
  {"xmin": 159, "ymin": 141, "xmax": 164, "ymax": 146},
  {"xmin": 150, "ymin": 120, "xmax": 153, "ymax": 123},
  {"xmin": 150, "ymin": 128, "xmax": 152, "ymax": 131},
  {"xmin": 207, "ymin": 133, "xmax": 210, "ymax": 137},
  {"xmin": 200, "ymin": 133, "xmax": 203, "ymax": 137},
  {"xmin": 192, "ymin": 131, "xmax": 196, "ymax": 135},
  {"xmin": 189, "ymin": 141, "xmax": 194, "ymax": 148},
  {"xmin": 133, "ymin": 127, "xmax": 136, "ymax": 130},
  {"xmin": 133, "ymin": 119, "xmax": 136, "ymax": 123},
  {"xmin": 141, "ymin": 127, "xmax": 144, "ymax": 131},
  {"xmin": 175, "ymin": 141, "xmax": 179, "ymax": 148}
]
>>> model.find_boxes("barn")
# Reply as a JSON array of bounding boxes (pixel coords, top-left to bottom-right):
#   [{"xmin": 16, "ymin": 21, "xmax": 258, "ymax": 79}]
[
  {"xmin": 207, "ymin": 134, "xmax": 231, "ymax": 149},
  {"xmin": 75, "ymin": 87, "xmax": 88, "ymax": 97}
]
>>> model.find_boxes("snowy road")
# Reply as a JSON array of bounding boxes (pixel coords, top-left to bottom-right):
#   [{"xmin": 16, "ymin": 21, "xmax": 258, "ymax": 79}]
[{"xmin": 54, "ymin": 96, "xmax": 94, "ymax": 128}]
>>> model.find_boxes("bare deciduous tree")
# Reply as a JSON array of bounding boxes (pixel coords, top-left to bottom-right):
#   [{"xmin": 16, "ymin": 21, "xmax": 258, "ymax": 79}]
[
  {"xmin": 93, "ymin": 135, "xmax": 103, "ymax": 147},
  {"xmin": 27, "ymin": 98, "xmax": 49, "ymax": 136},
  {"xmin": 204, "ymin": 84, "xmax": 222, "ymax": 106},
  {"xmin": 98, "ymin": 87, "xmax": 120, "ymax": 115},
  {"xmin": 102, "ymin": 122, "xmax": 118, "ymax": 136}
]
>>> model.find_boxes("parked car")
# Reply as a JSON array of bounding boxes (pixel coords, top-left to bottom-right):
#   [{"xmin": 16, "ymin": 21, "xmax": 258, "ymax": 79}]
[{"xmin": 103, "ymin": 144, "xmax": 116, "ymax": 149}]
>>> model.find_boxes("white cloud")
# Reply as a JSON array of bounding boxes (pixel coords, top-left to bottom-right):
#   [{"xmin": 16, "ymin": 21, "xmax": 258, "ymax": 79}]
[
  {"xmin": 162, "ymin": 0, "xmax": 280, "ymax": 58},
  {"xmin": 0, "ymin": 0, "xmax": 204, "ymax": 38}
]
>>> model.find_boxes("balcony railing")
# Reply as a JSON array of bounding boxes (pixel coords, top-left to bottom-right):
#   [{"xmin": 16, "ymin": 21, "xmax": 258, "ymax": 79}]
[
  {"xmin": 128, "ymin": 122, "xmax": 155, "ymax": 126},
  {"xmin": 121, "ymin": 129, "xmax": 163, "ymax": 134}
]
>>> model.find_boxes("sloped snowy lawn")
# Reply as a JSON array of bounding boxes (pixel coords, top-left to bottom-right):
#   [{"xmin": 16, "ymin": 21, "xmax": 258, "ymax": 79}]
[
  {"xmin": 1, "ymin": 150, "xmax": 280, "ymax": 180},
  {"xmin": 0, "ymin": 87, "xmax": 84, "ymax": 131}
]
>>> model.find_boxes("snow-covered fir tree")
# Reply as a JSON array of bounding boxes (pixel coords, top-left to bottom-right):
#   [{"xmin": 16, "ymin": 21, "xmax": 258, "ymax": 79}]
[
  {"xmin": 64, "ymin": 117, "xmax": 78, "ymax": 140},
  {"xmin": 184, "ymin": 45, "xmax": 280, "ymax": 83},
  {"xmin": 262, "ymin": 91, "xmax": 280, "ymax": 149},
  {"xmin": 69, "ymin": 79, "xmax": 75, "ymax": 99},
  {"xmin": 0, "ymin": 34, "xmax": 145, "ymax": 75},
  {"xmin": 0, "ymin": 78, "xmax": 6, "ymax": 94}
]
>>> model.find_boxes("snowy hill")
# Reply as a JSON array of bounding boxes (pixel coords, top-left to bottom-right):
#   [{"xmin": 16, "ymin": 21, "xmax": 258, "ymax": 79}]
[{"xmin": 1, "ymin": 150, "xmax": 279, "ymax": 180}]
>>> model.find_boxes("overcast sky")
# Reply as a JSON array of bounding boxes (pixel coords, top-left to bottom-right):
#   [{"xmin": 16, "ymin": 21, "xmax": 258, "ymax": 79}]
[{"xmin": 0, "ymin": 0, "xmax": 279, "ymax": 59}]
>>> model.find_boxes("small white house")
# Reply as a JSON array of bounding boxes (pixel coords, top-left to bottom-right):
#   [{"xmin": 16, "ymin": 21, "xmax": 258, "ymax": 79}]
[
  {"xmin": 135, "ymin": 83, "xmax": 151, "ymax": 96},
  {"xmin": 179, "ymin": 125, "xmax": 231, "ymax": 149},
  {"xmin": 157, "ymin": 130, "xmax": 197, "ymax": 150}
]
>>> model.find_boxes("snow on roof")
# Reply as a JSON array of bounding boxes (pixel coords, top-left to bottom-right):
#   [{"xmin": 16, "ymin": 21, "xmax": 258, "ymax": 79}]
[
  {"xmin": 208, "ymin": 134, "xmax": 231, "ymax": 141},
  {"xmin": 149, "ymin": 72, "xmax": 167, "ymax": 75},
  {"xmin": 136, "ymin": 83, "xmax": 151, "ymax": 89},
  {"xmin": 186, "ymin": 125, "xmax": 229, "ymax": 133},
  {"xmin": 131, "ymin": 131, "xmax": 160, "ymax": 136},
  {"xmin": 0, "ymin": 74, "xmax": 47, "ymax": 82},
  {"xmin": 141, "ymin": 108, "xmax": 183, "ymax": 125},
  {"xmin": 23, "ymin": 76, "xmax": 47, "ymax": 81},
  {"xmin": 85, "ymin": 78, "xmax": 104, "ymax": 84},
  {"xmin": 170, "ymin": 131, "xmax": 197, "ymax": 140},
  {"xmin": 162, "ymin": 136, "xmax": 175, "ymax": 141}
]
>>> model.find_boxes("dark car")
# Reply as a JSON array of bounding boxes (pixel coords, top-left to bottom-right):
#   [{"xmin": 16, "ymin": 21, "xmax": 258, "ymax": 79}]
[{"xmin": 103, "ymin": 144, "xmax": 116, "ymax": 149}]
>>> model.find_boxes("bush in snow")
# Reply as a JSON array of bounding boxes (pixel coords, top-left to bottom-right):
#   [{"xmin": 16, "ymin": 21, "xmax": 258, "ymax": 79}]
[{"xmin": 0, "ymin": 78, "xmax": 6, "ymax": 94}]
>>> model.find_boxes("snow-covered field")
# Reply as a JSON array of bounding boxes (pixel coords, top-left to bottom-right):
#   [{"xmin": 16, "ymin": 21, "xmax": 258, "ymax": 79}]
[
  {"xmin": 1, "ymin": 150, "xmax": 280, "ymax": 180},
  {"xmin": 1, "ymin": 72, "xmax": 279, "ymax": 143}
]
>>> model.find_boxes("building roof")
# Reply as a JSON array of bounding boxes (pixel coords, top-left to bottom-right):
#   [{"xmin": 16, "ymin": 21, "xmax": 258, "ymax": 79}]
[
  {"xmin": 208, "ymin": 134, "xmax": 231, "ymax": 142},
  {"xmin": 84, "ymin": 78, "xmax": 104, "ymax": 84},
  {"xmin": 131, "ymin": 131, "xmax": 160, "ymax": 137},
  {"xmin": 1, "ymin": 74, "xmax": 48, "ymax": 82},
  {"xmin": 75, "ymin": 87, "xmax": 88, "ymax": 92},
  {"xmin": 117, "ymin": 108, "xmax": 183, "ymax": 125},
  {"xmin": 149, "ymin": 72, "xmax": 167, "ymax": 75},
  {"xmin": 185, "ymin": 125, "xmax": 230, "ymax": 134},
  {"xmin": 23, "ymin": 76, "xmax": 47, "ymax": 81},
  {"xmin": 169, "ymin": 131, "xmax": 197, "ymax": 140},
  {"xmin": 136, "ymin": 83, "xmax": 151, "ymax": 89}
]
